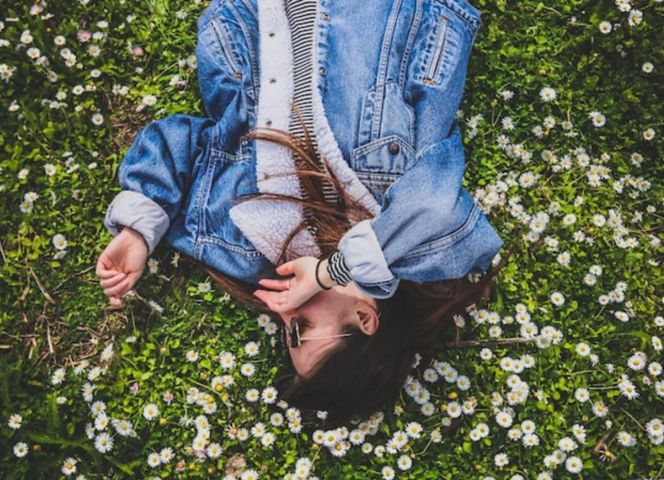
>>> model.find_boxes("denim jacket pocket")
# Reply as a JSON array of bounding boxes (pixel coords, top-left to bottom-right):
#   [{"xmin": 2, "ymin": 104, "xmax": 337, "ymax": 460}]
[
  {"xmin": 208, "ymin": 15, "xmax": 245, "ymax": 80},
  {"xmin": 351, "ymin": 135, "xmax": 416, "ymax": 205},
  {"xmin": 196, "ymin": 141, "xmax": 261, "ymax": 258},
  {"xmin": 411, "ymin": 0, "xmax": 479, "ymax": 89}
]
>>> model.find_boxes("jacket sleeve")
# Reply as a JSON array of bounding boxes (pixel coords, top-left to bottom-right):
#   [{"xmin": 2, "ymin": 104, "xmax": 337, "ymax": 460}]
[
  {"xmin": 103, "ymin": 16, "xmax": 236, "ymax": 255},
  {"xmin": 338, "ymin": 121, "xmax": 504, "ymax": 299},
  {"xmin": 103, "ymin": 115, "xmax": 216, "ymax": 255}
]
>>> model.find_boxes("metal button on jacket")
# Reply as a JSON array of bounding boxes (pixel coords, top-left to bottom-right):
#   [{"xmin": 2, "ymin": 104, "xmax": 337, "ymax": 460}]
[{"xmin": 389, "ymin": 142, "xmax": 400, "ymax": 154}]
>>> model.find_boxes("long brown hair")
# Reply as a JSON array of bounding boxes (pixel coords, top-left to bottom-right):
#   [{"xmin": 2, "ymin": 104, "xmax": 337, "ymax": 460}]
[{"xmin": 200, "ymin": 106, "xmax": 511, "ymax": 425}]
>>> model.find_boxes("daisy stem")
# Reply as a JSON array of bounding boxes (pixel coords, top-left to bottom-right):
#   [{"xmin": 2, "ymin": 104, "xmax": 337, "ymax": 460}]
[
  {"xmin": 620, "ymin": 407, "xmax": 646, "ymax": 432},
  {"xmin": 414, "ymin": 435, "xmax": 433, "ymax": 456}
]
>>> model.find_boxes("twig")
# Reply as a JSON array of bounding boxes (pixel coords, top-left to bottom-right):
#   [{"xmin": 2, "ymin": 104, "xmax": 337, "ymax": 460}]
[
  {"xmin": 46, "ymin": 322, "xmax": 55, "ymax": 355},
  {"xmin": 0, "ymin": 238, "xmax": 6, "ymax": 263},
  {"xmin": 29, "ymin": 267, "xmax": 56, "ymax": 304},
  {"xmin": 591, "ymin": 430, "xmax": 615, "ymax": 462},
  {"xmin": 19, "ymin": 275, "xmax": 31, "ymax": 302},
  {"xmin": 621, "ymin": 407, "xmax": 646, "ymax": 432},
  {"xmin": 52, "ymin": 264, "xmax": 96, "ymax": 292},
  {"xmin": 592, "ymin": 430, "xmax": 612, "ymax": 455},
  {"xmin": 443, "ymin": 337, "xmax": 537, "ymax": 349}
]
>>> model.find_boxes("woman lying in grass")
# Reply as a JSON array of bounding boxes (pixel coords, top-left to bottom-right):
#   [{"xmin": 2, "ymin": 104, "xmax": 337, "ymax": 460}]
[{"xmin": 96, "ymin": 0, "xmax": 506, "ymax": 424}]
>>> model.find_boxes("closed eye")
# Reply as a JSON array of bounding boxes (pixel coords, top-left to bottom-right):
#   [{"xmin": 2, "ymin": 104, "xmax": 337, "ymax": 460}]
[{"xmin": 294, "ymin": 315, "xmax": 312, "ymax": 332}]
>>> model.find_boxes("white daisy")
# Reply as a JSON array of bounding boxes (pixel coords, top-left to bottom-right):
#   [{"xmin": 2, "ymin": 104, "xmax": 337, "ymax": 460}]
[
  {"xmin": 147, "ymin": 452, "xmax": 161, "ymax": 467},
  {"xmin": 143, "ymin": 403, "xmax": 159, "ymax": 420},
  {"xmin": 159, "ymin": 447, "xmax": 174, "ymax": 463},
  {"xmin": 51, "ymin": 367, "xmax": 66, "ymax": 385},
  {"xmin": 261, "ymin": 387, "xmax": 278, "ymax": 404},
  {"xmin": 91, "ymin": 113, "xmax": 104, "ymax": 125},
  {"xmin": 245, "ymin": 388, "xmax": 259, "ymax": 402},
  {"xmin": 397, "ymin": 454, "xmax": 413, "ymax": 470},
  {"xmin": 61, "ymin": 457, "xmax": 78, "ymax": 475},
  {"xmin": 539, "ymin": 87, "xmax": 557, "ymax": 102},
  {"xmin": 241, "ymin": 363, "xmax": 256, "ymax": 377},
  {"xmin": 588, "ymin": 111, "xmax": 606, "ymax": 127},
  {"xmin": 94, "ymin": 432, "xmax": 113, "ymax": 453},
  {"xmin": 496, "ymin": 410, "xmax": 513, "ymax": 427},
  {"xmin": 550, "ymin": 291, "xmax": 565, "ymax": 307},
  {"xmin": 244, "ymin": 341, "xmax": 260, "ymax": 357},
  {"xmin": 261, "ymin": 432, "xmax": 275, "ymax": 447},
  {"xmin": 8, "ymin": 413, "xmax": 22, "ymax": 429},
  {"xmin": 565, "ymin": 455, "xmax": 583, "ymax": 473},
  {"xmin": 142, "ymin": 94, "xmax": 157, "ymax": 106},
  {"xmin": 219, "ymin": 352, "xmax": 236, "ymax": 370},
  {"xmin": 627, "ymin": 351, "xmax": 647, "ymax": 371},
  {"xmin": 575, "ymin": 342, "xmax": 591, "ymax": 357},
  {"xmin": 13, "ymin": 442, "xmax": 29, "ymax": 458},
  {"xmin": 207, "ymin": 442, "xmax": 222, "ymax": 458},
  {"xmin": 241, "ymin": 469, "xmax": 259, "ymax": 480},
  {"xmin": 598, "ymin": 21, "xmax": 612, "ymax": 34}
]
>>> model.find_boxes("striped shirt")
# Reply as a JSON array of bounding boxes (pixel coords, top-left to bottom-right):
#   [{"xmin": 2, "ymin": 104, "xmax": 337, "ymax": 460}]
[{"xmin": 284, "ymin": 0, "xmax": 339, "ymax": 227}]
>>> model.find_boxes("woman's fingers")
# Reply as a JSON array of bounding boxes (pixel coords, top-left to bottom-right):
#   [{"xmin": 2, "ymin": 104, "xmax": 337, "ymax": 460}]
[
  {"xmin": 258, "ymin": 278, "xmax": 290, "ymax": 291},
  {"xmin": 99, "ymin": 271, "xmax": 127, "ymax": 288},
  {"xmin": 275, "ymin": 260, "xmax": 295, "ymax": 276},
  {"xmin": 253, "ymin": 289, "xmax": 289, "ymax": 312},
  {"xmin": 104, "ymin": 278, "xmax": 130, "ymax": 298},
  {"xmin": 96, "ymin": 256, "xmax": 118, "ymax": 279},
  {"xmin": 108, "ymin": 295, "xmax": 123, "ymax": 307}
]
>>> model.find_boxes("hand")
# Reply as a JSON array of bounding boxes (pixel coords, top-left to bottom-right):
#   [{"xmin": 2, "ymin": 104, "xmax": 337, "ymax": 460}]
[
  {"xmin": 96, "ymin": 226, "xmax": 149, "ymax": 307},
  {"xmin": 253, "ymin": 256, "xmax": 334, "ymax": 313}
]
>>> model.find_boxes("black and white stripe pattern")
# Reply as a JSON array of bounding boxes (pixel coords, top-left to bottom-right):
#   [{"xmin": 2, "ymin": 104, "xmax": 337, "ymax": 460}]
[
  {"xmin": 327, "ymin": 250, "xmax": 353, "ymax": 286},
  {"xmin": 284, "ymin": 0, "xmax": 339, "ymax": 217}
]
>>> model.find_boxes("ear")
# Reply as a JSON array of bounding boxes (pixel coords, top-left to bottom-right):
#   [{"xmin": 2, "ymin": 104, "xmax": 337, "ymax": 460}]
[{"xmin": 354, "ymin": 301, "xmax": 380, "ymax": 336}]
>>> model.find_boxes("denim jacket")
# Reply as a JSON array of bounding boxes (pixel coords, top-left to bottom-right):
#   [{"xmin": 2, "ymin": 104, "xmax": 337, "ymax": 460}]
[{"xmin": 104, "ymin": 0, "xmax": 504, "ymax": 298}]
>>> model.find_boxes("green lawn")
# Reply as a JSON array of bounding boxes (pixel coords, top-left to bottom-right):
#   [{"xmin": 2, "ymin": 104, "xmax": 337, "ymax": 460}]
[{"xmin": 1, "ymin": 0, "xmax": 662, "ymax": 479}]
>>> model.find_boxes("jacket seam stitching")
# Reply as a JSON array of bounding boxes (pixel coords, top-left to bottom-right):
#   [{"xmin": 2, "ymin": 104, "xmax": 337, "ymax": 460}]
[
  {"xmin": 210, "ymin": 16, "xmax": 242, "ymax": 77},
  {"xmin": 237, "ymin": 0, "xmax": 257, "ymax": 22},
  {"xmin": 354, "ymin": 133, "xmax": 416, "ymax": 158},
  {"xmin": 370, "ymin": 0, "xmax": 402, "ymax": 141},
  {"xmin": 435, "ymin": 0, "xmax": 481, "ymax": 32},
  {"xmin": 398, "ymin": 0, "xmax": 423, "ymax": 92},
  {"xmin": 228, "ymin": 1, "xmax": 259, "ymax": 101},
  {"xmin": 198, "ymin": 235, "xmax": 263, "ymax": 258},
  {"xmin": 195, "ymin": 147, "xmax": 221, "ymax": 258}
]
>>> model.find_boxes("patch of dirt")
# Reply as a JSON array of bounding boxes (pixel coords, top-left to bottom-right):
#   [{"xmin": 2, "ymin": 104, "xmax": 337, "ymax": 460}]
[{"xmin": 103, "ymin": 92, "xmax": 153, "ymax": 153}]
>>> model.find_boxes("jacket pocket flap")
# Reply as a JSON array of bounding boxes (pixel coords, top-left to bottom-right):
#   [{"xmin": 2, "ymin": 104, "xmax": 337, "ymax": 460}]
[{"xmin": 352, "ymin": 135, "xmax": 416, "ymax": 174}]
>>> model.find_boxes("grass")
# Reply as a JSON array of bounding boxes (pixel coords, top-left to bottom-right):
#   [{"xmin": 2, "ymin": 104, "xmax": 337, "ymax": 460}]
[{"xmin": 1, "ymin": 0, "xmax": 662, "ymax": 479}]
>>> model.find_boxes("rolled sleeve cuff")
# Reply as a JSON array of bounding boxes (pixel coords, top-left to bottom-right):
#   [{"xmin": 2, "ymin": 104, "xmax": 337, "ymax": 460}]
[
  {"xmin": 338, "ymin": 219, "xmax": 397, "ymax": 298},
  {"xmin": 103, "ymin": 190, "xmax": 170, "ymax": 256},
  {"xmin": 353, "ymin": 277, "xmax": 400, "ymax": 299}
]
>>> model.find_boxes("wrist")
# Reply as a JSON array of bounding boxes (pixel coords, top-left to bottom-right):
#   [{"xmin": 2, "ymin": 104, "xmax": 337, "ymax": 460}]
[
  {"xmin": 121, "ymin": 225, "xmax": 149, "ymax": 253},
  {"xmin": 315, "ymin": 258, "xmax": 338, "ymax": 290}
]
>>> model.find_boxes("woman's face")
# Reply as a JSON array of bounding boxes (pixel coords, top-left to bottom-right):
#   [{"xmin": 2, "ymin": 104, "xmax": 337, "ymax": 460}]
[{"xmin": 274, "ymin": 283, "xmax": 380, "ymax": 378}]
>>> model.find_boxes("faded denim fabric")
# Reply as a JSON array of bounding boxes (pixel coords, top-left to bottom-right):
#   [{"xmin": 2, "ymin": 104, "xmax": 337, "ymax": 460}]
[{"xmin": 104, "ymin": 0, "xmax": 504, "ymax": 298}]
